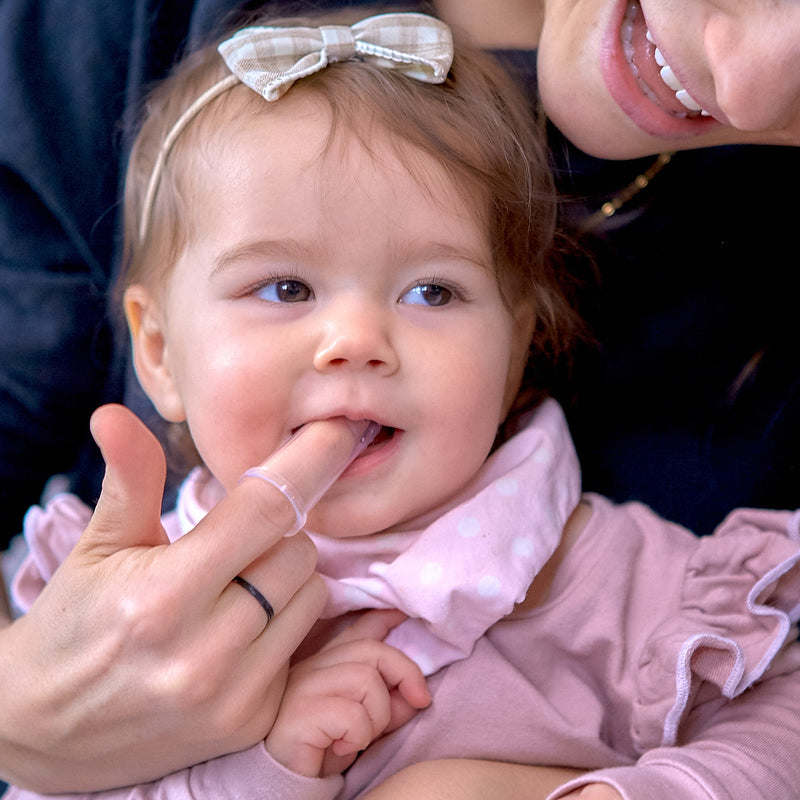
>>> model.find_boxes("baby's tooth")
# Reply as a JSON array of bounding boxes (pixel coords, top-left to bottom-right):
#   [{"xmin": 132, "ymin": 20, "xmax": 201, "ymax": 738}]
[
  {"xmin": 660, "ymin": 65, "xmax": 683, "ymax": 92},
  {"xmin": 654, "ymin": 47, "xmax": 667, "ymax": 67},
  {"xmin": 645, "ymin": 29, "xmax": 655, "ymax": 44}
]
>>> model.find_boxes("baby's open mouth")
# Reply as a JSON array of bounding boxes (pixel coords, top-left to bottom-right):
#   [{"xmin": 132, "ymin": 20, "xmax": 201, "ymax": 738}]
[
  {"xmin": 368, "ymin": 425, "xmax": 396, "ymax": 447},
  {"xmin": 351, "ymin": 423, "xmax": 397, "ymax": 458},
  {"xmin": 291, "ymin": 421, "xmax": 397, "ymax": 451}
]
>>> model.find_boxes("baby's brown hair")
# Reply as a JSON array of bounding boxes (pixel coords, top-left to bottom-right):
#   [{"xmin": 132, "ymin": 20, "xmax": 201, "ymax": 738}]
[{"xmin": 120, "ymin": 7, "xmax": 583, "ymax": 464}]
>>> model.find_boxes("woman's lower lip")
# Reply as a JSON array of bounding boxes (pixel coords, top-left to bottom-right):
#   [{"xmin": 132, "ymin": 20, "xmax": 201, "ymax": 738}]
[
  {"xmin": 338, "ymin": 428, "xmax": 402, "ymax": 479},
  {"xmin": 601, "ymin": 0, "xmax": 719, "ymax": 140}
]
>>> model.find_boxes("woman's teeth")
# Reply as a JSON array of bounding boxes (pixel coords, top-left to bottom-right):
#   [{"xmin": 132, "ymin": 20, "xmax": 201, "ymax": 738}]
[
  {"xmin": 646, "ymin": 30, "xmax": 710, "ymax": 116},
  {"xmin": 621, "ymin": 0, "xmax": 711, "ymax": 119}
]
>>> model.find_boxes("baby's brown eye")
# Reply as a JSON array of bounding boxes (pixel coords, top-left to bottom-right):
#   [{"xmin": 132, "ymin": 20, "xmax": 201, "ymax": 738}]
[
  {"xmin": 401, "ymin": 283, "xmax": 453, "ymax": 307},
  {"xmin": 256, "ymin": 279, "xmax": 313, "ymax": 303}
]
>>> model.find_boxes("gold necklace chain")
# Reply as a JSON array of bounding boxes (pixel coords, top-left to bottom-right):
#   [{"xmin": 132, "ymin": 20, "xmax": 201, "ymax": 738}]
[{"xmin": 577, "ymin": 151, "xmax": 674, "ymax": 232}]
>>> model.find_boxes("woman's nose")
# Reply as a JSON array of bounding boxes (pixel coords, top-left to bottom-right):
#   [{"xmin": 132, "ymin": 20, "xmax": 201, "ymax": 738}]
[
  {"xmin": 312, "ymin": 304, "xmax": 399, "ymax": 375},
  {"xmin": 704, "ymin": 11, "xmax": 800, "ymax": 132}
]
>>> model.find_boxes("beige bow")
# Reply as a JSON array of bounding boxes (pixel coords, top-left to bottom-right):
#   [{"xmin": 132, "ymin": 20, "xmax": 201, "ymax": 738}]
[
  {"xmin": 217, "ymin": 12, "xmax": 454, "ymax": 101},
  {"xmin": 139, "ymin": 13, "xmax": 453, "ymax": 241}
]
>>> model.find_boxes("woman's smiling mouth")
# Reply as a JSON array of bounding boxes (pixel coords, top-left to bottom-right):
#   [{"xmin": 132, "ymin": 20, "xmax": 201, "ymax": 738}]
[
  {"xmin": 621, "ymin": 1, "xmax": 710, "ymax": 119},
  {"xmin": 602, "ymin": 0, "xmax": 721, "ymax": 139}
]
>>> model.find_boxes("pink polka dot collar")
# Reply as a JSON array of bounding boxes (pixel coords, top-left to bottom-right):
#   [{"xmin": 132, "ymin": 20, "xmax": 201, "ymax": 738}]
[{"xmin": 311, "ymin": 398, "xmax": 581, "ymax": 675}]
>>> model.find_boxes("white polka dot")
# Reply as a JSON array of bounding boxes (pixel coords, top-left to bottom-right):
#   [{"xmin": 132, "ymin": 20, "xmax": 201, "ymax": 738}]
[
  {"xmin": 495, "ymin": 477, "xmax": 518, "ymax": 496},
  {"xmin": 513, "ymin": 537, "xmax": 535, "ymax": 558},
  {"xmin": 477, "ymin": 574, "xmax": 502, "ymax": 597},
  {"xmin": 419, "ymin": 561, "xmax": 443, "ymax": 585},
  {"xmin": 534, "ymin": 446, "xmax": 553, "ymax": 465},
  {"xmin": 458, "ymin": 517, "xmax": 481, "ymax": 538},
  {"xmin": 557, "ymin": 483, "xmax": 573, "ymax": 508}
]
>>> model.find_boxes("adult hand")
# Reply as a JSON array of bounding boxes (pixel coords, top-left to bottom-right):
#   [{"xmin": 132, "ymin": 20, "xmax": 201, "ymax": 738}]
[{"xmin": 0, "ymin": 404, "xmax": 364, "ymax": 793}]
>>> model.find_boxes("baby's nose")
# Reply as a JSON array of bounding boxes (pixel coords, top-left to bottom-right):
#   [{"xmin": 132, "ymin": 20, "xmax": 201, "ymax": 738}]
[{"xmin": 312, "ymin": 305, "xmax": 399, "ymax": 375}]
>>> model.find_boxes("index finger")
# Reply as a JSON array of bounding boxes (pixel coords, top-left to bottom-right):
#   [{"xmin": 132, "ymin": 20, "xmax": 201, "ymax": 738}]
[{"xmin": 169, "ymin": 417, "xmax": 376, "ymax": 588}]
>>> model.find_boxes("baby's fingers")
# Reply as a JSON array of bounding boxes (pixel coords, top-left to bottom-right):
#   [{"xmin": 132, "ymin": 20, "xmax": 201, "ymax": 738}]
[
  {"xmin": 267, "ymin": 663, "xmax": 393, "ymax": 776},
  {"xmin": 385, "ymin": 687, "xmax": 428, "ymax": 735},
  {"xmin": 298, "ymin": 638, "xmax": 431, "ymax": 711},
  {"xmin": 306, "ymin": 661, "xmax": 400, "ymax": 737},
  {"xmin": 266, "ymin": 693, "xmax": 373, "ymax": 777},
  {"xmin": 318, "ymin": 609, "xmax": 408, "ymax": 652}
]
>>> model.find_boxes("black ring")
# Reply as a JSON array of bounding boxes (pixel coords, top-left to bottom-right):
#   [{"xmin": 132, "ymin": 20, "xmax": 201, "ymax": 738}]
[{"xmin": 232, "ymin": 576, "xmax": 275, "ymax": 623}]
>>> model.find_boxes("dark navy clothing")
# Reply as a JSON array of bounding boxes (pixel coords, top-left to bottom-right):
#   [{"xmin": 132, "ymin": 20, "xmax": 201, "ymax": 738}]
[
  {"xmin": 554, "ymin": 141, "xmax": 800, "ymax": 536},
  {"xmin": 1, "ymin": 1, "xmax": 799, "ymax": 555},
  {"xmin": 0, "ymin": 0, "xmax": 134, "ymax": 544}
]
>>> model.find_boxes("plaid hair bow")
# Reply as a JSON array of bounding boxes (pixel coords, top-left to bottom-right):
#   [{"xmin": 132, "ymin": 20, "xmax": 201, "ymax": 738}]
[{"xmin": 217, "ymin": 12, "xmax": 454, "ymax": 101}]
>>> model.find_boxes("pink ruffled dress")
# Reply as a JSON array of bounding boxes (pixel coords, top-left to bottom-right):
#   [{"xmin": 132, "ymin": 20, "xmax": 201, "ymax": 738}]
[{"xmin": 9, "ymin": 400, "xmax": 800, "ymax": 800}]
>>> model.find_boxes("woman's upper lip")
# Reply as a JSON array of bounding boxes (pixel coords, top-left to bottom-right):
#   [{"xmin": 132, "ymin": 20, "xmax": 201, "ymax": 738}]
[
  {"xmin": 634, "ymin": 0, "xmax": 730, "ymax": 125},
  {"xmin": 602, "ymin": 0, "xmax": 723, "ymax": 137}
]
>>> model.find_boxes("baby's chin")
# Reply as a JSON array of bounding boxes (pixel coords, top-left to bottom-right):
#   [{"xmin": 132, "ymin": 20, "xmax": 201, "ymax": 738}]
[
  {"xmin": 305, "ymin": 501, "xmax": 422, "ymax": 541},
  {"xmin": 304, "ymin": 514, "xmax": 391, "ymax": 540},
  {"xmin": 306, "ymin": 496, "xmax": 457, "ymax": 541}
]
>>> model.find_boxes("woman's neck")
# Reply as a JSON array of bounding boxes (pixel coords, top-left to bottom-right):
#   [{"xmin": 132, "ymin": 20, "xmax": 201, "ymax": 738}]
[{"xmin": 435, "ymin": 0, "xmax": 544, "ymax": 50}]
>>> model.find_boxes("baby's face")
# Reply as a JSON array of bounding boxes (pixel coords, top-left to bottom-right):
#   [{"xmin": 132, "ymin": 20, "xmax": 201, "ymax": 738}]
[{"xmin": 130, "ymin": 91, "xmax": 533, "ymax": 539}]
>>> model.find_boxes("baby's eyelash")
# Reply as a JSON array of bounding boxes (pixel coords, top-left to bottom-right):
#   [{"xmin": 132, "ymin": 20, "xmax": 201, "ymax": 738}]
[
  {"xmin": 242, "ymin": 270, "xmax": 303, "ymax": 296},
  {"xmin": 412, "ymin": 276, "xmax": 471, "ymax": 302}
]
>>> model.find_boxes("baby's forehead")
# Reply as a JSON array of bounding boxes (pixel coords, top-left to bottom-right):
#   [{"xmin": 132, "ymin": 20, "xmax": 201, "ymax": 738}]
[{"xmin": 192, "ymin": 85, "xmax": 478, "ymax": 203}]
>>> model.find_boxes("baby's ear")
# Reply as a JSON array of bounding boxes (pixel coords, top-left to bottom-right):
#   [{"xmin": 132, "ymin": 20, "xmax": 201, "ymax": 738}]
[{"xmin": 124, "ymin": 284, "xmax": 187, "ymax": 423}]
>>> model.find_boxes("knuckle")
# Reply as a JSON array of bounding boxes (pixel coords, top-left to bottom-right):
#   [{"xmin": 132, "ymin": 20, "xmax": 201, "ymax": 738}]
[
  {"xmin": 111, "ymin": 578, "xmax": 185, "ymax": 646},
  {"xmin": 151, "ymin": 655, "xmax": 221, "ymax": 713},
  {"xmin": 305, "ymin": 572, "xmax": 328, "ymax": 604},
  {"xmin": 346, "ymin": 639, "xmax": 390, "ymax": 661},
  {"xmin": 347, "ymin": 662, "xmax": 385, "ymax": 689},
  {"xmin": 113, "ymin": 592, "xmax": 170, "ymax": 645},
  {"xmin": 241, "ymin": 479, "xmax": 300, "ymax": 534},
  {"xmin": 287, "ymin": 531, "xmax": 319, "ymax": 571}
]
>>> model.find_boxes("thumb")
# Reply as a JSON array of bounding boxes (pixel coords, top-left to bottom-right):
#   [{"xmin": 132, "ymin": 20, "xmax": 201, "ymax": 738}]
[{"xmin": 78, "ymin": 404, "xmax": 169, "ymax": 556}]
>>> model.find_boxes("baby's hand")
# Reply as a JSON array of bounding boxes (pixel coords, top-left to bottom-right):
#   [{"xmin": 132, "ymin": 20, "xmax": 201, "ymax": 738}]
[{"xmin": 265, "ymin": 610, "xmax": 431, "ymax": 778}]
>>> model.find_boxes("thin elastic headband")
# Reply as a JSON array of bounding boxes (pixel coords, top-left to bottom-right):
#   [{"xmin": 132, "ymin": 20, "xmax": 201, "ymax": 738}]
[{"xmin": 137, "ymin": 12, "xmax": 454, "ymax": 242}]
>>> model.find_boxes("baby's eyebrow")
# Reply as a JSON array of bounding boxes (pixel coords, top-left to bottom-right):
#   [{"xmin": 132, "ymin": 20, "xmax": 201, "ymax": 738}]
[
  {"xmin": 211, "ymin": 239, "xmax": 307, "ymax": 276},
  {"xmin": 210, "ymin": 238, "xmax": 492, "ymax": 276},
  {"xmin": 390, "ymin": 241, "xmax": 493, "ymax": 273}
]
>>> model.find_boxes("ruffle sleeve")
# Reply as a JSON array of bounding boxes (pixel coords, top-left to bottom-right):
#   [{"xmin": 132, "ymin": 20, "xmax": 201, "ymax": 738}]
[
  {"xmin": 11, "ymin": 474, "xmax": 195, "ymax": 615},
  {"xmin": 11, "ymin": 493, "xmax": 92, "ymax": 613},
  {"xmin": 5, "ymin": 743, "xmax": 344, "ymax": 800},
  {"xmin": 633, "ymin": 506, "xmax": 800, "ymax": 752}
]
